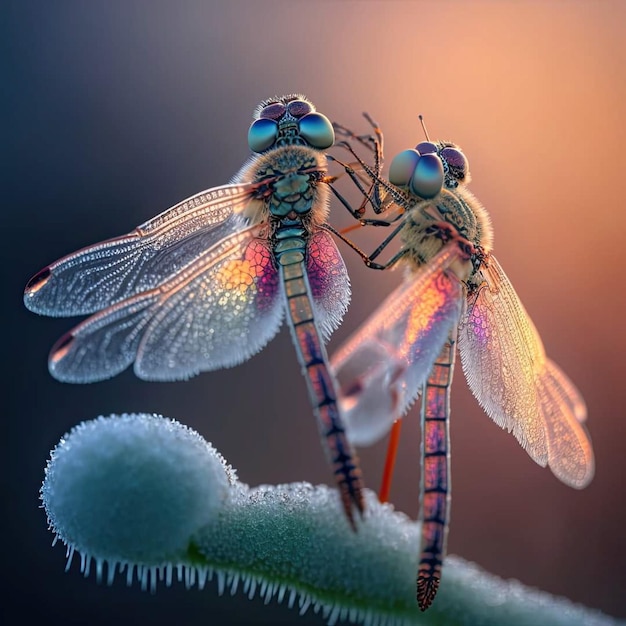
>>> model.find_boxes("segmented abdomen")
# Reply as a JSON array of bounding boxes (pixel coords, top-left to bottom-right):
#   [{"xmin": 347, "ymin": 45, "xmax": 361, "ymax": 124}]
[
  {"xmin": 280, "ymin": 251, "xmax": 364, "ymax": 527},
  {"xmin": 417, "ymin": 336, "xmax": 455, "ymax": 610}
]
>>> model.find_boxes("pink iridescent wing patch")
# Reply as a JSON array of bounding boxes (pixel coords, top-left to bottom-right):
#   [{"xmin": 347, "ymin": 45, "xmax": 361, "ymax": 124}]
[
  {"xmin": 122, "ymin": 228, "xmax": 285, "ymax": 381},
  {"xmin": 458, "ymin": 255, "xmax": 594, "ymax": 486},
  {"xmin": 241, "ymin": 238, "xmax": 280, "ymax": 312},
  {"xmin": 306, "ymin": 230, "xmax": 351, "ymax": 340},
  {"xmin": 48, "ymin": 224, "xmax": 285, "ymax": 383},
  {"xmin": 331, "ymin": 244, "xmax": 465, "ymax": 446}
]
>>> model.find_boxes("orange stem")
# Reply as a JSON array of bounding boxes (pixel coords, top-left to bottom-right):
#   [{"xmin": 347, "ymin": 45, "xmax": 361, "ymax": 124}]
[{"xmin": 378, "ymin": 419, "xmax": 402, "ymax": 503}]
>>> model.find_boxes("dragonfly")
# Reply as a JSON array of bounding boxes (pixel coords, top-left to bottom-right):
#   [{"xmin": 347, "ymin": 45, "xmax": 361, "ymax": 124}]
[
  {"xmin": 330, "ymin": 116, "xmax": 595, "ymax": 609},
  {"xmin": 23, "ymin": 94, "xmax": 373, "ymax": 528}
]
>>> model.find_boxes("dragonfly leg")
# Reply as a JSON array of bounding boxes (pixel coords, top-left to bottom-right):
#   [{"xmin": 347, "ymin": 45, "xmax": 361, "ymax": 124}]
[
  {"xmin": 333, "ymin": 112, "xmax": 383, "ymax": 158},
  {"xmin": 328, "ymin": 113, "xmax": 385, "ymax": 217},
  {"xmin": 321, "ymin": 223, "xmax": 407, "ymax": 271},
  {"xmin": 333, "ymin": 111, "xmax": 385, "ymax": 200},
  {"xmin": 334, "ymin": 113, "xmax": 384, "ymax": 170},
  {"xmin": 331, "ymin": 112, "xmax": 411, "ymax": 216},
  {"xmin": 331, "ymin": 141, "xmax": 406, "ymax": 214},
  {"xmin": 325, "ymin": 174, "xmax": 393, "ymax": 223}
]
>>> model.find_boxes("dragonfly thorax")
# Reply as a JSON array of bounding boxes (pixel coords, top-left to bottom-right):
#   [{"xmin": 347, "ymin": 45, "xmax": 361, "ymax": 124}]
[
  {"xmin": 244, "ymin": 144, "xmax": 330, "ymax": 227},
  {"xmin": 400, "ymin": 186, "xmax": 492, "ymax": 282}
]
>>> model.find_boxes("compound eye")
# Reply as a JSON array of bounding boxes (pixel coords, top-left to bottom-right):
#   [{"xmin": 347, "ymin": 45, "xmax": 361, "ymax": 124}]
[
  {"xmin": 287, "ymin": 99, "xmax": 313, "ymax": 118},
  {"xmin": 441, "ymin": 147, "xmax": 468, "ymax": 178},
  {"xmin": 410, "ymin": 153, "xmax": 444, "ymax": 199},
  {"xmin": 388, "ymin": 149, "xmax": 420, "ymax": 187},
  {"xmin": 248, "ymin": 118, "xmax": 278, "ymax": 153},
  {"xmin": 298, "ymin": 113, "xmax": 334, "ymax": 149},
  {"xmin": 415, "ymin": 141, "xmax": 438, "ymax": 155},
  {"xmin": 260, "ymin": 103, "xmax": 286, "ymax": 120}
]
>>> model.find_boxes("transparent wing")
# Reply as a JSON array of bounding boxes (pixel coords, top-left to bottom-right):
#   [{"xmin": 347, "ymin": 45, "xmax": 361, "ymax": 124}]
[
  {"xmin": 458, "ymin": 255, "xmax": 594, "ymax": 486},
  {"xmin": 332, "ymin": 244, "xmax": 465, "ymax": 446},
  {"xmin": 24, "ymin": 183, "xmax": 261, "ymax": 317},
  {"xmin": 543, "ymin": 357, "xmax": 587, "ymax": 423},
  {"xmin": 306, "ymin": 230, "xmax": 351, "ymax": 341},
  {"xmin": 537, "ymin": 358, "xmax": 594, "ymax": 487},
  {"xmin": 49, "ymin": 223, "xmax": 284, "ymax": 383}
]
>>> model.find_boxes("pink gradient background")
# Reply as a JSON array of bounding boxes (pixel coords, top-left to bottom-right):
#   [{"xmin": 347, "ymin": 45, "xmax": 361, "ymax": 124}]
[{"xmin": 5, "ymin": 1, "xmax": 625, "ymax": 624}]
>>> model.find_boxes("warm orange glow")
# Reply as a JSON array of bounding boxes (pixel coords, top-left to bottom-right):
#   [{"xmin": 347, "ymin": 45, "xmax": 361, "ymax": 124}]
[
  {"xmin": 403, "ymin": 274, "xmax": 452, "ymax": 350},
  {"xmin": 214, "ymin": 259, "xmax": 255, "ymax": 292}
]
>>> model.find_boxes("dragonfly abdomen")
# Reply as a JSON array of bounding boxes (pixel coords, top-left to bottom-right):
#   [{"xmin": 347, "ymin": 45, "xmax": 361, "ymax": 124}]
[
  {"xmin": 277, "ymin": 234, "xmax": 364, "ymax": 528},
  {"xmin": 417, "ymin": 337, "xmax": 455, "ymax": 611}
]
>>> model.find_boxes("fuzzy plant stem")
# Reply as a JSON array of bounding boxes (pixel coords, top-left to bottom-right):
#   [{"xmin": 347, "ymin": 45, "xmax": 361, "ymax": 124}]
[{"xmin": 41, "ymin": 413, "xmax": 619, "ymax": 626}]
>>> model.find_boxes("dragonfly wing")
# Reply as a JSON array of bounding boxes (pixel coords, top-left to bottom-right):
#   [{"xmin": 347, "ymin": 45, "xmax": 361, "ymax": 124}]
[
  {"xmin": 24, "ymin": 183, "xmax": 260, "ymax": 317},
  {"xmin": 543, "ymin": 357, "xmax": 587, "ymax": 423},
  {"xmin": 306, "ymin": 230, "xmax": 351, "ymax": 341},
  {"xmin": 332, "ymin": 244, "xmax": 465, "ymax": 446},
  {"xmin": 49, "ymin": 291, "xmax": 158, "ymax": 383},
  {"xmin": 136, "ymin": 232, "xmax": 282, "ymax": 381},
  {"xmin": 459, "ymin": 256, "xmax": 587, "ymax": 472},
  {"xmin": 49, "ymin": 224, "xmax": 283, "ymax": 383},
  {"xmin": 537, "ymin": 358, "xmax": 594, "ymax": 487}
]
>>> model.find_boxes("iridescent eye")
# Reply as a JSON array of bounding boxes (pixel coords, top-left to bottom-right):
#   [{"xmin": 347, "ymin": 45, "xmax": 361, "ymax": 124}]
[
  {"xmin": 260, "ymin": 103, "xmax": 286, "ymax": 120},
  {"xmin": 248, "ymin": 118, "xmax": 278, "ymax": 153},
  {"xmin": 410, "ymin": 153, "xmax": 444, "ymax": 199},
  {"xmin": 298, "ymin": 113, "xmax": 334, "ymax": 149},
  {"xmin": 287, "ymin": 99, "xmax": 313, "ymax": 118},
  {"xmin": 388, "ymin": 149, "xmax": 420, "ymax": 187},
  {"xmin": 415, "ymin": 141, "xmax": 438, "ymax": 155},
  {"xmin": 441, "ymin": 147, "xmax": 468, "ymax": 179}
]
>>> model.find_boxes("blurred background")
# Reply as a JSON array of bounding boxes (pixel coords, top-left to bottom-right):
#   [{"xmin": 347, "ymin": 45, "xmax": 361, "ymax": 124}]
[{"xmin": 3, "ymin": 1, "xmax": 625, "ymax": 624}]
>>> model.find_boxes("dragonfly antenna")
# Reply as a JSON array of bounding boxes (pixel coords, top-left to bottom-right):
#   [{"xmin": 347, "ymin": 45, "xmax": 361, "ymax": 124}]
[{"xmin": 418, "ymin": 114, "xmax": 430, "ymax": 141}]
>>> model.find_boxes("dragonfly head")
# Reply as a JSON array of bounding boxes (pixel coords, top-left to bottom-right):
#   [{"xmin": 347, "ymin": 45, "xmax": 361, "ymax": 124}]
[
  {"xmin": 248, "ymin": 95, "xmax": 335, "ymax": 153},
  {"xmin": 438, "ymin": 142, "xmax": 470, "ymax": 187},
  {"xmin": 388, "ymin": 141, "xmax": 470, "ymax": 199}
]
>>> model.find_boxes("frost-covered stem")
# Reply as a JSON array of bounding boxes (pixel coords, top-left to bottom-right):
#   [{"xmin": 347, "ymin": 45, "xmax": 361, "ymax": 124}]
[{"xmin": 42, "ymin": 414, "xmax": 618, "ymax": 626}]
